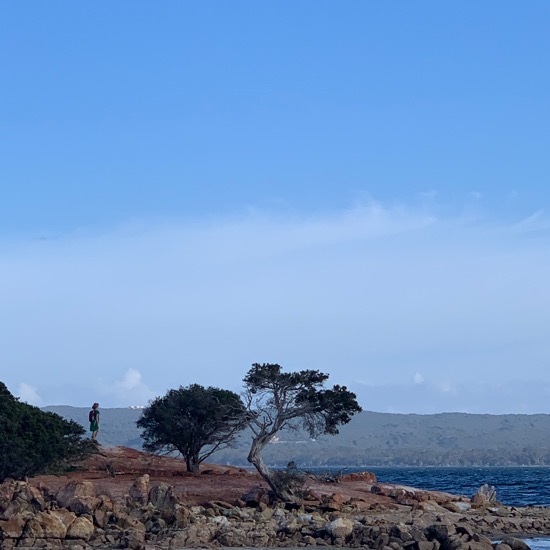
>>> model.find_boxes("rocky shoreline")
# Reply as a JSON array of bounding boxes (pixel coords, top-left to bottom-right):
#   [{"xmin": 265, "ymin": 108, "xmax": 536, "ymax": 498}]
[{"xmin": 1, "ymin": 448, "xmax": 550, "ymax": 549}]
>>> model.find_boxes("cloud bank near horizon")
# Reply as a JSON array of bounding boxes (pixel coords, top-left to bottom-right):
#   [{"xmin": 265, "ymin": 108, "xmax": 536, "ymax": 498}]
[{"xmin": 2, "ymin": 199, "xmax": 549, "ymax": 413}]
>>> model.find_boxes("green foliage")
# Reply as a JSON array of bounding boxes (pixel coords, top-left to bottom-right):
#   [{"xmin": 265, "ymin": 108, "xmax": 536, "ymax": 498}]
[
  {"xmin": 0, "ymin": 382, "xmax": 97, "ymax": 482},
  {"xmin": 244, "ymin": 363, "xmax": 362, "ymax": 438},
  {"xmin": 136, "ymin": 384, "xmax": 248, "ymax": 472}
]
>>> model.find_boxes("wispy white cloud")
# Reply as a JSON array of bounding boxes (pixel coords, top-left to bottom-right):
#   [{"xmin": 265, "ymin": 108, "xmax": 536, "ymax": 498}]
[
  {"xmin": 102, "ymin": 369, "xmax": 157, "ymax": 407},
  {"xmin": 17, "ymin": 382, "xmax": 42, "ymax": 406},
  {"xmin": 1, "ymin": 199, "xmax": 549, "ymax": 411},
  {"xmin": 510, "ymin": 210, "xmax": 549, "ymax": 234},
  {"xmin": 419, "ymin": 190, "xmax": 438, "ymax": 200}
]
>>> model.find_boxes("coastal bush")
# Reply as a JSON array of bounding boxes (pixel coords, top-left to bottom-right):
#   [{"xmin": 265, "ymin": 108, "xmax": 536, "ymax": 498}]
[
  {"xmin": 137, "ymin": 384, "xmax": 249, "ymax": 472},
  {"xmin": 270, "ymin": 468, "xmax": 309, "ymax": 499},
  {"xmin": 0, "ymin": 382, "xmax": 97, "ymax": 481}
]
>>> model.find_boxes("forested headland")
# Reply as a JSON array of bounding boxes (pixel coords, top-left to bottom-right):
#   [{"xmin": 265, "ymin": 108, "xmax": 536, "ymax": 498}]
[{"xmin": 44, "ymin": 406, "xmax": 550, "ymax": 467}]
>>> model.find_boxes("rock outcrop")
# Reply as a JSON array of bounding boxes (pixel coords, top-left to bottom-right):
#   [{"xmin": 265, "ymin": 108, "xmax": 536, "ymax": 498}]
[
  {"xmin": 1, "ymin": 473, "xmax": 549, "ymax": 549},
  {"xmin": 0, "ymin": 448, "xmax": 547, "ymax": 549}
]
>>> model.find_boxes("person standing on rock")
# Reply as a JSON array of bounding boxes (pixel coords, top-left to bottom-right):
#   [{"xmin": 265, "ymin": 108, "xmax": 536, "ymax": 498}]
[{"xmin": 89, "ymin": 402, "xmax": 100, "ymax": 440}]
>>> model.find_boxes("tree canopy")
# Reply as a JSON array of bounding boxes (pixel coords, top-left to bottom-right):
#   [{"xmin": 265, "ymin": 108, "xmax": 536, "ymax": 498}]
[
  {"xmin": 136, "ymin": 384, "xmax": 249, "ymax": 472},
  {"xmin": 244, "ymin": 363, "xmax": 362, "ymax": 501},
  {"xmin": 0, "ymin": 382, "xmax": 97, "ymax": 482}
]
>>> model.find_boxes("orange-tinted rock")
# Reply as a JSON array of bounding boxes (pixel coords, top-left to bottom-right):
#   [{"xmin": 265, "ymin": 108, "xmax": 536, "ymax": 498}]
[
  {"xmin": 340, "ymin": 471, "xmax": 377, "ymax": 483},
  {"xmin": 0, "ymin": 514, "xmax": 28, "ymax": 538}
]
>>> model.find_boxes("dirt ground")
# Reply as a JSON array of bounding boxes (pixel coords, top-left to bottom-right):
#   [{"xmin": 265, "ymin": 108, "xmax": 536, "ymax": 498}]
[{"xmin": 30, "ymin": 446, "xmax": 392, "ymax": 507}]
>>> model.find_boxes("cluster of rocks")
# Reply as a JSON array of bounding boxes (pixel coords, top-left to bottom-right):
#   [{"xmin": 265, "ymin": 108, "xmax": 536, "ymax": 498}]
[{"xmin": 1, "ymin": 474, "xmax": 549, "ymax": 549}]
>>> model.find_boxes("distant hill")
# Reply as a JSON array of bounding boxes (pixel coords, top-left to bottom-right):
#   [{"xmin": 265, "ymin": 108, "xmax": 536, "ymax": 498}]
[
  {"xmin": 43, "ymin": 406, "xmax": 144, "ymax": 449},
  {"xmin": 44, "ymin": 407, "xmax": 550, "ymax": 467}
]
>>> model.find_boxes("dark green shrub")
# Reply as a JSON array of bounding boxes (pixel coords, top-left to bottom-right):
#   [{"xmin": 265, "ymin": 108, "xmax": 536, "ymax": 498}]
[
  {"xmin": 137, "ymin": 384, "xmax": 248, "ymax": 472},
  {"xmin": 0, "ymin": 382, "xmax": 97, "ymax": 481}
]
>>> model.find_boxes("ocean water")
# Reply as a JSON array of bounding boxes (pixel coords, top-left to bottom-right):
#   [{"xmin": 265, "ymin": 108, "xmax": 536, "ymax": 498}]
[
  {"xmin": 364, "ymin": 466, "xmax": 550, "ymax": 507},
  {"xmin": 328, "ymin": 467, "xmax": 550, "ymax": 550}
]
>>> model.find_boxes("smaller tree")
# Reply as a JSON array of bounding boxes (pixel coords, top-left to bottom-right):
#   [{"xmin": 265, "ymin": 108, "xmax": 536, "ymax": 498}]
[
  {"xmin": 244, "ymin": 363, "xmax": 362, "ymax": 502},
  {"xmin": 137, "ymin": 384, "xmax": 248, "ymax": 472}
]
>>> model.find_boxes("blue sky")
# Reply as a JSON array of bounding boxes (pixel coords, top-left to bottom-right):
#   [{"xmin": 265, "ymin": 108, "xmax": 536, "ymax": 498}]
[{"xmin": 1, "ymin": 2, "xmax": 549, "ymax": 413}]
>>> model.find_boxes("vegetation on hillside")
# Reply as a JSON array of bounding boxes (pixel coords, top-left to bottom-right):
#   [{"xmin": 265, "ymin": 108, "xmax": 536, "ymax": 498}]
[
  {"xmin": 213, "ymin": 441, "xmax": 550, "ymax": 468},
  {"xmin": 0, "ymin": 382, "xmax": 97, "ymax": 482},
  {"xmin": 44, "ymin": 405, "xmax": 550, "ymax": 467}
]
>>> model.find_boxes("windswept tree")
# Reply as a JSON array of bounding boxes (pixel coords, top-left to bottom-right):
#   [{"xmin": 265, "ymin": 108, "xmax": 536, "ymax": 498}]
[
  {"xmin": 244, "ymin": 363, "xmax": 362, "ymax": 502},
  {"xmin": 137, "ymin": 384, "xmax": 249, "ymax": 472},
  {"xmin": 0, "ymin": 382, "xmax": 97, "ymax": 482}
]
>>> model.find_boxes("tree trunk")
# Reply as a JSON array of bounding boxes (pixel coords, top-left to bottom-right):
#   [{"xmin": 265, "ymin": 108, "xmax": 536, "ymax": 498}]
[
  {"xmin": 186, "ymin": 452, "xmax": 200, "ymax": 473},
  {"xmin": 247, "ymin": 434, "xmax": 296, "ymax": 503}
]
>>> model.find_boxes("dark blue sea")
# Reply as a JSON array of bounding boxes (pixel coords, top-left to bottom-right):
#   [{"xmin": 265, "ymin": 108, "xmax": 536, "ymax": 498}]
[{"xmin": 363, "ymin": 466, "xmax": 550, "ymax": 507}]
